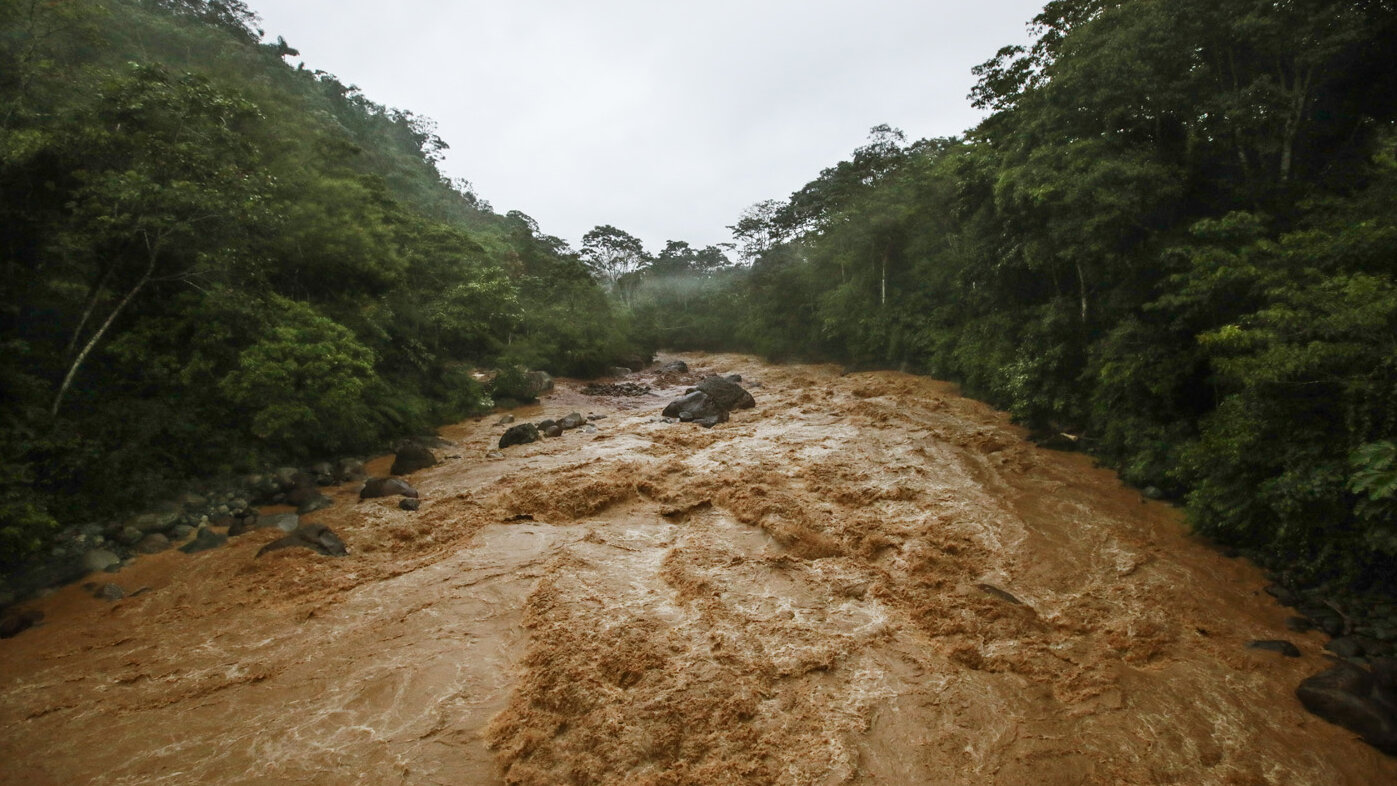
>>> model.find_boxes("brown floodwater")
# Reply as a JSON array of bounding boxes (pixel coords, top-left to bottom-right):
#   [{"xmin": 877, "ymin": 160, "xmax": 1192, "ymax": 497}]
[{"xmin": 1, "ymin": 353, "xmax": 1393, "ymax": 785}]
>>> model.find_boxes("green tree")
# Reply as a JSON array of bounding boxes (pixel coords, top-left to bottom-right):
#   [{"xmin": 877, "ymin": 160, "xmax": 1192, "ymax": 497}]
[{"xmin": 51, "ymin": 62, "xmax": 271, "ymax": 415}]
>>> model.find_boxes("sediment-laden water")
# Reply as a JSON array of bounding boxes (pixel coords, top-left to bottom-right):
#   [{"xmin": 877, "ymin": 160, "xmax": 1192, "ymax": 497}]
[{"xmin": 2, "ymin": 354, "xmax": 1392, "ymax": 784}]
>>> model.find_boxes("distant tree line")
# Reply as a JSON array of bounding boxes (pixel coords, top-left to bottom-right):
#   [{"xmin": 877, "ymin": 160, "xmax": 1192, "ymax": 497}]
[{"xmin": 618, "ymin": 0, "xmax": 1397, "ymax": 588}]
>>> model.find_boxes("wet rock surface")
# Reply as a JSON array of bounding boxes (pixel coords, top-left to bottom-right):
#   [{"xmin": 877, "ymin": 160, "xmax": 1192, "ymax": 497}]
[
  {"xmin": 1, "ymin": 354, "xmax": 1395, "ymax": 784},
  {"xmin": 359, "ymin": 477, "xmax": 419, "ymax": 500},
  {"xmin": 390, "ymin": 444, "xmax": 437, "ymax": 475},
  {"xmin": 661, "ymin": 389, "xmax": 729, "ymax": 427},
  {"xmin": 1296, "ymin": 659, "xmax": 1397, "ymax": 755},
  {"xmin": 256, "ymin": 524, "xmax": 349, "ymax": 558},
  {"xmin": 499, "ymin": 422, "xmax": 540, "ymax": 449}
]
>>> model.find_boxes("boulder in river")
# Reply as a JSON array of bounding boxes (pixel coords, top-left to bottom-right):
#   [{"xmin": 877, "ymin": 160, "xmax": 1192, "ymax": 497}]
[
  {"xmin": 694, "ymin": 375, "xmax": 756, "ymax": 411},
  {"xmin": 658, "ymin": 360, "xmax": 688, "ymax": 374},
  {"xmin": 661, "ymin": 390, "xmax": 729, "ymax": 428},
  {"xmin": 558, "ymin": 412, "xmax": 586, "ymax": 430},
  {"xmin": 500, "ymin": 423, "xmax": 540, "ymax": 449},
  {"xmin": 336, "ymin": 458, "xmax": 366, "ymax": 482},
  {"xmin": 360, "ymin": 477, "xmax": 419, "ymax": 500},
  {"xmin": 256, "ymin": 524, "xmax": 348, "ymax": 558},
  {"xmin": 296, "ymin": 493, "xmax": 333, "ymax": 515},
  {"xmin": 1296, "ymin": 658, "xmax": 1397, "ymax": 755},
  {"xmin": 179, "ymin": 527, "xmax": 228, "ymax": 554},
  {"xmin": 390, "ymin": 444, "xmax": 437, "ymax": 475}
]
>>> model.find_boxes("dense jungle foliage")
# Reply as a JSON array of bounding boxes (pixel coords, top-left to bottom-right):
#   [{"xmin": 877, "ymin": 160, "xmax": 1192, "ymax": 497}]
[
  {"xmin": 623, "ymin": 0, "xmax": 1397, "ymax": 588},
  {"xmin": 0, "ymin": 0, "xmax": 640, "ymax": 562}
]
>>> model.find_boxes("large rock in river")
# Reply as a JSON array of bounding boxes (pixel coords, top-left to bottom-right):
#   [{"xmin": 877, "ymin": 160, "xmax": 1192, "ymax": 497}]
[
  {"xmin": 257, "ymin": 524, "xmax": 348, "ymax": 558},
  {"xmin": 360, "ymin": 477, "xmax": 419, "ymax": 499},
  {"xmin": 694, "ymin": 375, "xmax": 756, "ymax": 411},
  {"xmin": 500, "ymin": 423, "xmax": 541, "ymax": 449},
  {"xmin": 1295, "ymin": 658, "xmax": 1397, "ymax": 754},
  {"xmin": 390, "ymin": 444, "xmax": 437, "ymax": 475},
  {"xmin": 662, "ymin": 390, "xmax": 729, "ymax": 428}
]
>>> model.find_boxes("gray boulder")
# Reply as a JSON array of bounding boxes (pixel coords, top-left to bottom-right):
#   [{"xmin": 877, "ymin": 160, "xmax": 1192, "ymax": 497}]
[
  {"xmin": 499, "ymin": 423, "xmax": 540, "ymax": 449},
  {"xmin": 257, "ymin": 524, "xmax": 348, "ymax": 558},
  {"xmin": 273, "ymin": 466, "xmax": 301, "ymax": 491},
  {"xmin": 94, "ymin": 583, "xmax": 125, "ymax": 601},
  {"xmin": 661, "ymin": 390, "xmax": 729, "ymax": 428},
  {"xmin": 308, "ymin": 462, "xmax": 336, "ymax": 486},
  {"xmin": 694, "ymin": 375, "xmax": 756, "ymax": 411},
  {"xmin": 134, "ymin": 533, "xmax": 171, "ymax": 554},
  {"xmin": 127, "ymin": 502, "xmax": 183, "ymax": 534},
  {"xmin": 359, "ymin": 477, "xmax": 419, "ymax": 499},
  {"xmin": 525, "ymin": 370, "xmax": 554, "ymax": 397},
  {"xmin": 1296, "ymin": 659, "xmax": 1397, "ymax": 754},
  {"xmin": 296, "ymin": 494, "xmax": 333, "ymax": 515},
  {"xmin": 336, "ymin": 458, "xmax": 366, "ymax": 482},
  {"xmin": 659, "ymin": 360, "xmax": 688, "ymax": 374},
  {"xmin": 260, "ymin": 513, "xmax": 301, "ymax": 533},
  {"xmin": 390, "ymin": 444, "xmax": 437, "ymax": 475},
  {"xmin": 558, "ymin": 412, "xmax": 586, "ymax": 430},
  {"xmin": 82, "ymin": 549, "xmax": 121, "ymax": 574},
  {"xmin": 180, "ymin": 527, "xmax": 228, "ymax": 554},
  {"xmin": 228, "ymin": 512, "xmax": 260, "ymax": 537}
]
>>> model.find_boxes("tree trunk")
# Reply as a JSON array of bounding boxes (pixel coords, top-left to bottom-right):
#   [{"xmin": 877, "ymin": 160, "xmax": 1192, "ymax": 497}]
[
  {"xmin": 51, "ymin": 259, "xmax": 153, "ymax": 417},
  {"xmin": 63, "ymin": 264, "xmax": 115, "ymax": 359},
  {"xmin": 1074, "ymin": 258, "xmax": 1089, "ymax": 325},
  {"xmin": 880, "ymin": 248, "xmax": 888, "ymax": 308}
]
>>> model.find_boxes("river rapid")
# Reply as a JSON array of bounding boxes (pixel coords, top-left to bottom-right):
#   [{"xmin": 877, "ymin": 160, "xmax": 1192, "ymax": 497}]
[{"xmin": 1, "ymin": 353, "xmax": 1393, "ymax": 785}]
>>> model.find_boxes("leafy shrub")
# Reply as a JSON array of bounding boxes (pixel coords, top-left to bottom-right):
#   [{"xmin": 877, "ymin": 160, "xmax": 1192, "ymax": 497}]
[{"xmin": 219, "ymin": 298, "xmax": 379, "ymax": 456}]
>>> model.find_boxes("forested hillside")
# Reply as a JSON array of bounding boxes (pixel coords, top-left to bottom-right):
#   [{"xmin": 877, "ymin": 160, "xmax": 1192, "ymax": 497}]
[
  {"xmin": 7, "ymin": 0, "xmax": 1397, "ymax": 595},
  {"xmin": 0, "ymin": 0, "xmax": 639, "ymax": 562},
  {"xmin": 633, "ymin": 0, "xmax": 1397, "ymax": 588}
]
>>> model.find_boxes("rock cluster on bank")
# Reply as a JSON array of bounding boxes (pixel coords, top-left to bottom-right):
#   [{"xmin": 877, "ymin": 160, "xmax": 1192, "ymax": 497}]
[
  {"xmin": 1253, "ymin": 580, "xmax": 1397, "ymax": 754},
  {"xmin": 0, "ymin": 436, "xmax": 452, "ymax": 616}
]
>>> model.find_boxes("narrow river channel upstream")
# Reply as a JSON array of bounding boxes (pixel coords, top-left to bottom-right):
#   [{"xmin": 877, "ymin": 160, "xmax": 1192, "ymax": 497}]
[{"xmin": 2, "ymin": 353, "xmax": 1393, "ymax": 784}]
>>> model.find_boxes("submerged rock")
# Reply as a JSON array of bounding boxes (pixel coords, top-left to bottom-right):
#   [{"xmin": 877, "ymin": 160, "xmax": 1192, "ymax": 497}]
[
  {"xmin": 360, "ymin": 477, "xmax": 419, "ymax": 500},
  {"xmin": 256, "ymin": 524, "xmax": 348, "ymax": 558},
  {"xmin": 94, "ymin": 583, "xmax": 125, "ymax": 601},
  {"xmin": 1247, "ymin": 639, "xmax": 1302, "ymax": 657}
]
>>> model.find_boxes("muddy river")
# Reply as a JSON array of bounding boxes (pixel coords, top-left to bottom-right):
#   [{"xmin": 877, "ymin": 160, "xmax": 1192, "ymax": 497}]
[{"xmin": 1, "ymin": 354, "xmax": 1393, "ymax": 784}]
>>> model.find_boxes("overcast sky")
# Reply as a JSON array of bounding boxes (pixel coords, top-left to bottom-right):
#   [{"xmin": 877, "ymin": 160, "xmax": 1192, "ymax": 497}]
[{"xmin": 247, "ymin": 0, "xmax": 1046, "ymax": 253}]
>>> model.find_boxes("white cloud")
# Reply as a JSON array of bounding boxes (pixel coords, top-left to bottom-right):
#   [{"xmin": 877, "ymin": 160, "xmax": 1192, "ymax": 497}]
[{"xmin": 249, "ymin": 0, "xmax": 1045, "ymax": 252}]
